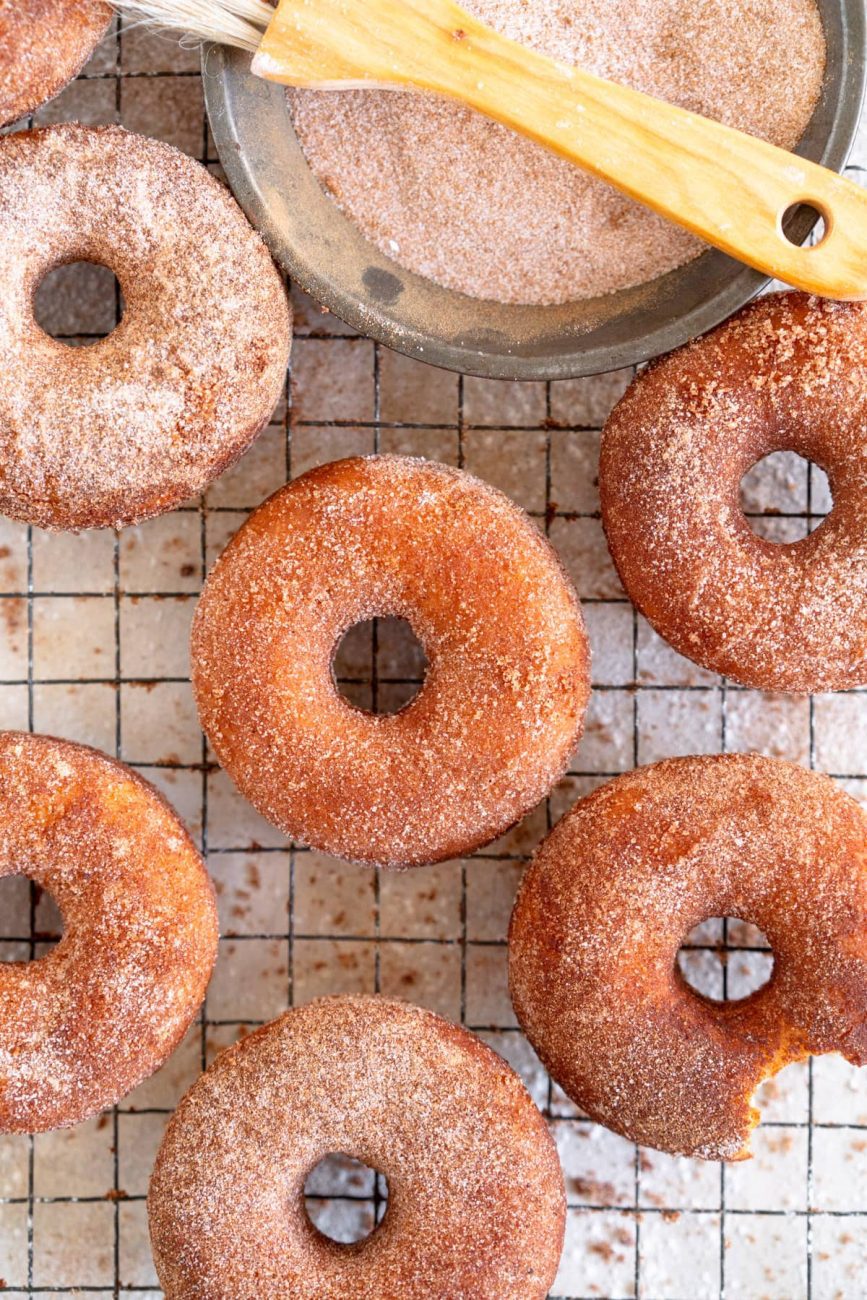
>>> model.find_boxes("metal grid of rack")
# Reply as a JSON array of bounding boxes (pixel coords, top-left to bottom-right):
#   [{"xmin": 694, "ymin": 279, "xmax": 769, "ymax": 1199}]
[{"xmin": 0, "ymin": 15, "xmax": 866, "ymax": 1298}]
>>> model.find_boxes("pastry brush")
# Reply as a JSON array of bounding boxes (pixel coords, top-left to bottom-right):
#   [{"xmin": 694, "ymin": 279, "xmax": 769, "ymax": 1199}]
[{"xmin": 114, "ymin": 0, "xmax": 867, "ymax": 300}]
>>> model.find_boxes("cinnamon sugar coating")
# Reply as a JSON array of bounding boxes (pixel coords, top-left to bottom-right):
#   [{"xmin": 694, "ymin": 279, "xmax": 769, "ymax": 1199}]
[
  {"xmin": 600, "ymin": 292, "xmax": 867, "ymax": 693},
  {"xmin": 191, "ymin": 455, "xmax": 590, "ymax": 868},
  {"xmin": 0, "ymin": 731, "xmax": 218, "ymax": 1134},
  {"xmin": 0, "ymin": 0, "xmax": 111, "ymax": 128},
  {"xmin": 148, "ymin": 996, "xmax": 565, "ymax": 1299},
  {"xmin": 290, "ymin": 0, "xmax": 825, "ymax": 305},
  {"xmin": 0, "ymin": 124, "xmax": 291, "ymax": 531},
  {"xmin": 509, "ymin": 754, "xmax": 867, "ymax": 1161}
]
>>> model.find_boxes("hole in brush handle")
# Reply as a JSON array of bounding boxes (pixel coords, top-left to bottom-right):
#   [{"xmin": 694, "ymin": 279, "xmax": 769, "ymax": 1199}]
[{"xmin": 779, "ymin": 200, "xmax": 831, "ymax": 249}]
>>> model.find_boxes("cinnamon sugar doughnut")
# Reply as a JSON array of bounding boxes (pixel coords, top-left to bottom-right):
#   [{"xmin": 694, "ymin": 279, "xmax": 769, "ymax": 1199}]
[
  {"xmin": 600, "ymin": 292, "xmax": 867, "ymax": 693},
  {"xmin": 0, "ymin": 124, "xmax": 290, "ymax": 531},
  {"xmin": 191, "ymin": 455, "xmax": 590, "ymax": 868},
  {"xmin": 509, "ymin": 754, "xmax": 867, "ymax": 1160},
  {"xmin": 148, "ymin": 996, "xmax": 565, "ymax": 1299},
  {"xmin": 0, "ymin": 0, "xmax": 111, "ymax": 128},
  {"xmin": 0, "ymin": 731, "xmax": 218, "ymax": 1133}
]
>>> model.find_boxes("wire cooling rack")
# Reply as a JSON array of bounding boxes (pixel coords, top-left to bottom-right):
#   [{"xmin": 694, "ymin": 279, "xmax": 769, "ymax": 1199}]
[{"xmin": 1, "ymin": 16, "xmax": 867, "ymax": 1299}]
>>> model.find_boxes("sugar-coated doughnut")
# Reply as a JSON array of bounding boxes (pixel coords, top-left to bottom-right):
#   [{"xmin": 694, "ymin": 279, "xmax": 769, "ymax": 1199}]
[
  {"xmin": 148, "ymin": 995, "xmax": 565, "ymax": 1299},
  {"xmin": 600, "ymin": 293, "xmax": 867, "ymax": 692},
  {"xmin": 192, "ymin": 455, "xmax": 590, "ymax": 868},
  {"xmin": 0, "ymin": 0, "xmax": 111, "ymax": 128},
  {"xmin": 0, "ymin": 732, "xmax": 218, "ymax": 1133},
  {"xmin": 0, "ymin": 124, "xmax": 291, "ymax": 530},
  {"xmin": 509, "ymin": 753, "xmax": 867, "ymax": 1160}
]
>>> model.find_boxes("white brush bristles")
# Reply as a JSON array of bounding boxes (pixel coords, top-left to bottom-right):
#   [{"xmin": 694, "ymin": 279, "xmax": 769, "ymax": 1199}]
[{"xmin": 112, "ymin": 0, "xmax": 274, "ymax": 54}]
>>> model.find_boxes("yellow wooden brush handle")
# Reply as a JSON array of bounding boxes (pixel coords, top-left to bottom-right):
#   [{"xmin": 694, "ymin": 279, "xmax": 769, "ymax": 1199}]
[{"xmin": 252, "ymin": 0, "xmax": 867, "ymax": 300}]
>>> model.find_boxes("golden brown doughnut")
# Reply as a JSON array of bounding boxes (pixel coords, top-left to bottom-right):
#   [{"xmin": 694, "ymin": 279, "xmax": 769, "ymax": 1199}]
[
  {"xmin": 600, "ymin": 293, "xmax": 867, "ymax": 692},
  {"xmin": 509, "ymin": 753, "xmax": 867, "ymax": 1160},
  {"xmin": 191, "ymin": 455, "xmax": 590, "ymax": 868},
  {"xmin": 0, "ymin": 731, "xmax": 218, "ymax": 1133},
  {"xmin": 148, "ymin": 995, "xmax": 565, "ymax": 1299},
  {"xmin": 0, "ymin": 0, "xmax": 111, "ymax": 128},
  {"xmin": 0, "ymin": 124, "xmax": 291, "ymax": 531}
]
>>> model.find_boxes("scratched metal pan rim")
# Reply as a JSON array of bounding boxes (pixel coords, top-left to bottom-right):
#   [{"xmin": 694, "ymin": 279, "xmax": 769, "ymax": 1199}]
[{"xmin": 203, "ymin": 1, "xmax": 866, "ymax": 381}]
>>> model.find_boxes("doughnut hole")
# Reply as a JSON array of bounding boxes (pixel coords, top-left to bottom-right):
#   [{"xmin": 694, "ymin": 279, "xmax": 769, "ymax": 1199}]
[
  {"xmin": 304, "ymin": 1153, "xmax": 388, "ymax": 1244},
  {"xmin": 0, "ymin": 873, "xmax": 64, "ymax": 962},
  {"xmin": 33, "ymin": 259, "xmax": 124, "ymax": 346},
  {"xmin": 332, "ymin": 616, "xmax": 429, "ymax": 715},
  {"xmin": 677, "ymin": 917, "xmax": 773, "ymax": 1002},
  {"xmin": 739, "ymin": 450, "xmax": 831, "ymax": 542}
]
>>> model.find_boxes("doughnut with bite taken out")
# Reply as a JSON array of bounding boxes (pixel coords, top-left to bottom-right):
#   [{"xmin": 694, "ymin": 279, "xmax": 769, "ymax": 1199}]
[{"xmin": 510, "ymin": 753, "xmax": 867, "ymax": 1160}]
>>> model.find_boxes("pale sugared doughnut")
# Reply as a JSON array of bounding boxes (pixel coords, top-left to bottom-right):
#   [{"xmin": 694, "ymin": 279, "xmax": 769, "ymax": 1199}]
[
  {"xmin": 0, "ymin": 731, "xmax": 218, "ymax": 1133},
  {"xmin": 600, "ymin": 293, "xmax": 867, "ymax": 692},
  {"xmin": 0, "ymin": 124, "xmax": 291, "ymax": 530},
  {"xmin": 148, "ymin": 995, "xmax": 565, "ymax": 1299},
  {"xmin": 509, "ymin": 753, "xmax": 867, "ymax": 1160},
  {"xmin": 0, "ymin": 0, "xmax": 111, "ymax": 128},
  {"xmin": 191, "ymin": 455, "xmax": 590, "ymax": 868}
]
